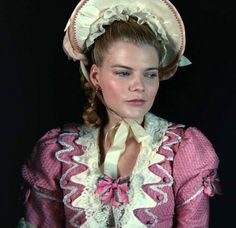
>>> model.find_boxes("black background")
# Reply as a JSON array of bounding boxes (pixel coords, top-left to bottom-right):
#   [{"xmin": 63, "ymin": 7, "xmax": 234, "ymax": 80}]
[{"xmin": 1, "ymin": 0, "xmax": 235, "ymax": 227}]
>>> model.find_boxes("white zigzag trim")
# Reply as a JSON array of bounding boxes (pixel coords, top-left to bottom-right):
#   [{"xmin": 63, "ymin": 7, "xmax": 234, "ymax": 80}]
[
  {"xmin": 150, "ymin": 164, "xmax": 174, "ymax": 206},
  {"xmin": 55, "ymin": 132, "xmax": 84, "ymax": 228},
  {"xmin": 162, "ymin": 124, "xmax": 185, "ymax": 160},
  {"xmin": 145, "ymin": 208, "xmax": 158, "ymax": 227},
  {"xmin": 143, "ymin": 123, "xmax": 184, "ymax": 225},
  {"xmin": 141, "ymin": 162, "xmax": 174, "ymax": 227}
]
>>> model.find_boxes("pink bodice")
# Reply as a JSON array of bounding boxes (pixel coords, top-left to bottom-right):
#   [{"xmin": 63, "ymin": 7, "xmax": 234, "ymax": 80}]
[{"xmin": 20, "ymin": 114, "xmax": 220, "ymax": 228}]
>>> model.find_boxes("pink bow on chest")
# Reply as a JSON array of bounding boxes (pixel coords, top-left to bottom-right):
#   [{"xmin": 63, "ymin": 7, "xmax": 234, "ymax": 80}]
[{"xmin": 95, "ymin": 175, "xmax": 130, "ymax": 207}]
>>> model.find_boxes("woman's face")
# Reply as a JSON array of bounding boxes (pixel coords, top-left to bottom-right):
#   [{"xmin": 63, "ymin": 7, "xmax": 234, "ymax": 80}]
[{"xmin": 90, "ymin": 41, "xmax": 160, "ymax": 124}]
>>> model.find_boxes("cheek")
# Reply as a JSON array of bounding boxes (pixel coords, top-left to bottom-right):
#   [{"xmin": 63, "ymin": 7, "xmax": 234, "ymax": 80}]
[{"xmin": 101, "ymin": 79, "xmax": 124, "ymax": 101}]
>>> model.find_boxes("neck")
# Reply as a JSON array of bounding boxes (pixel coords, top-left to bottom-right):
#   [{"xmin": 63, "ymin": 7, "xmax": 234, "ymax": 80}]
[
  {"xmin": 103, "ymin": 110, "xmax": 122, "ymax": 134},
  {"xmin": 102, "ymin": 109, "xmax": 145, "ymax": 141}
]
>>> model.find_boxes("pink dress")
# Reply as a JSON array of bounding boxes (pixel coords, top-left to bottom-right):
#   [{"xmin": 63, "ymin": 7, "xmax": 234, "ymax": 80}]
[{"xmin": 20, "ymin": 113, "xmax": 220, "ymax": 228}]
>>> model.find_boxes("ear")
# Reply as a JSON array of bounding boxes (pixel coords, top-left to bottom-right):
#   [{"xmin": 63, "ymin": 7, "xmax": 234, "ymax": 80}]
[{"xmin": 89, "ymin": 64, "xmax": 100, "ymax": 87}]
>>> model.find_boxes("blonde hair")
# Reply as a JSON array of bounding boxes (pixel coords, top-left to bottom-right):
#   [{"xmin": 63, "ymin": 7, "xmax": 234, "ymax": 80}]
[
  {"xmin": 92, "ymin": 19, "xmax": 163, "ymax": 67},
  {"xmin": 82, "ymin": 19, "xmax": 162, "ymax": 127}
]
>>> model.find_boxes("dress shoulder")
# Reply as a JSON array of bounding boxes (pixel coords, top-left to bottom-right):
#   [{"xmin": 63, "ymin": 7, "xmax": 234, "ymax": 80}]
[
  {"xmin": 21, "ymin": 124, "xmax": 83, "ymax": 228},
  {"xmin": 22, "ymin": 123, "xmax": 81, "ymax": 192},
  {"xmin": 22, "ymin": 127, "xmax": 62, "ymax": 192},
  {"xmin": 174, "ymin": 126, "xmax": 219, "ymax": 169}
]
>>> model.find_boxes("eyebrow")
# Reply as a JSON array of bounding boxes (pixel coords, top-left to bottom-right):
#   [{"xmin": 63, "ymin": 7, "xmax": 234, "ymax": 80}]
[{"xmin": 111, "ymin": 64, "xmax": 159, "ymax": 71}]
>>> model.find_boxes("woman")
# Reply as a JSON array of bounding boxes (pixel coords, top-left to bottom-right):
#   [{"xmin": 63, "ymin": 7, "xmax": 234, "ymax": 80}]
[{"xmin": 19, "ymin": 0, "xmax": 220, "ymax": 227}]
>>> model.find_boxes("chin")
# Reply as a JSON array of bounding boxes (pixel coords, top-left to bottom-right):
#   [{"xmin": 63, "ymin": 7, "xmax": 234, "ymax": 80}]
[{"xmin": 121, "ymin": 111, "xmax": 146, "ymax": 123}]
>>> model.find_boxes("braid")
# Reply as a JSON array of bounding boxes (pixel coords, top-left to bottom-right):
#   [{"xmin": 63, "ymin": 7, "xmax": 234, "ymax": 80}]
[{"xmin": 80, "ymin": 76, "xmax": 102, "ymax": 127}]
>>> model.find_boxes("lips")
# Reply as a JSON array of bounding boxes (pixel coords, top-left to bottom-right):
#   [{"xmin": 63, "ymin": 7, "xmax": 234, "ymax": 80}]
[{"xmin": 126, "ymin": 99, "xmax": 145, "ymax": 105}]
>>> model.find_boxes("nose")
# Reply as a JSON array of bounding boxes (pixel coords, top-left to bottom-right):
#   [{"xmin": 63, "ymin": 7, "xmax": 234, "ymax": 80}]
[{"xmin": 128, "ymin": 74, "xmax": 145, "ymax": 92}]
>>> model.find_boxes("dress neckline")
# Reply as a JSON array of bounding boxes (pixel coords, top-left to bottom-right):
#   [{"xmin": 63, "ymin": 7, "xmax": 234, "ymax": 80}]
[{"xmin": 69, "ymin": 112, "xmax": 171, "ymax": 227}]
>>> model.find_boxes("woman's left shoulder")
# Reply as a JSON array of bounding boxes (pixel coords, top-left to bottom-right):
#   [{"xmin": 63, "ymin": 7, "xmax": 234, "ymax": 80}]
[
  {"xmin": 147, "ymin": 113, "xmax": 219, "ymax": 166},
  {"xmin": 170, "ymin": 125, "xmax": 219, "ymax": 167},
  {"xmin": 162, "ymin": 123, "xmax": 221, "ymax": 198}
]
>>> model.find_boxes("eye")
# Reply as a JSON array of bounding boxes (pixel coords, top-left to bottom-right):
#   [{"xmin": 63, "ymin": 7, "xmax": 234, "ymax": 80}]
[
  {"xmin": 115, "ymin": 71, "xmax": 130, "ymax": 77},
  {"xmin": 144, "ymin": 72, "xmax": 159, "ymax": 79}
]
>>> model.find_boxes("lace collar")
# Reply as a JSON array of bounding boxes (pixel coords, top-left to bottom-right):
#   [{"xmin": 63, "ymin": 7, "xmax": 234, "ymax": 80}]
[
  {"xmin": 69, "ymin": 112, "xmax": 170, "ymax": 227},
  {"xmin": 77, "ymin": 112, "xmax": 169, "ymax": 152}
]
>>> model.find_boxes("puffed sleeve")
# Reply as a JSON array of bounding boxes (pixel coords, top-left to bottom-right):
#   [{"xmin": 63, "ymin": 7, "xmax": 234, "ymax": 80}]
[
  {"xmin": 173, "ymin": 127, "xmax": 220, "ymax": 228},
  {"xmin": 20, "ymin": 128, "xmax": 65, "ymax": 228}
]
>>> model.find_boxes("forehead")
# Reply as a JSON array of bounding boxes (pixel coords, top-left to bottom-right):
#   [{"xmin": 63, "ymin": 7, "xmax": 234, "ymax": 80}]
[{"xmin": 102, "ymin": 41, "xmax": 160, "ymax": 67}]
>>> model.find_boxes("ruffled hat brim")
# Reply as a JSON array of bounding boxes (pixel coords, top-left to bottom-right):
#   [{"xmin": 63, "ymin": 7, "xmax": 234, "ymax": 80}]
[{"xmin": 63, "ymin": 0, "xmax": 189, "ymax": 80}]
